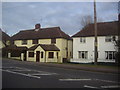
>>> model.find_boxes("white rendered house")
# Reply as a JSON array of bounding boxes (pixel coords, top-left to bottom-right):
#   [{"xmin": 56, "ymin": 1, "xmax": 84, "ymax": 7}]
[{"xmin": 71, "ymin": 21, "xmax": 118, "ymax": 63}]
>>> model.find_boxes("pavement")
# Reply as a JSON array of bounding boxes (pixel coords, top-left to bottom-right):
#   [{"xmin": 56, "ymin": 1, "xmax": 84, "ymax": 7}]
[{"xmin": 2, "ymin": 58, "xmax": 120, "ymax": 74}]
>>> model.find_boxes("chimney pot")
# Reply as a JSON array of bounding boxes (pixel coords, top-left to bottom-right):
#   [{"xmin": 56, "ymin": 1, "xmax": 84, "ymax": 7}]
[{"xmin": 35, "ymin": 24, "xmax": 41, "ymax": 29}]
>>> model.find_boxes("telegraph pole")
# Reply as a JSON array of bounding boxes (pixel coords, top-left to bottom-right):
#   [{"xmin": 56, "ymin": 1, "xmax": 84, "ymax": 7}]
[
  {"xmin": 118, "ymin": 1, "xmax": 120, "ymax": 43},
  {"xmin": 94, "ymin": 0, "xmax": 98, "ymax": 65},
  {"xmin": 118, "ymin": 1, "xmax": 120, "ymax": 64}
]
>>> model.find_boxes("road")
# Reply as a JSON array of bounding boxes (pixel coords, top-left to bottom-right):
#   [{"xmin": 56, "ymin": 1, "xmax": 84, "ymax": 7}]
[{"xmin": 1, "ymin": 58, "xmax": 120, "ymax": 89}]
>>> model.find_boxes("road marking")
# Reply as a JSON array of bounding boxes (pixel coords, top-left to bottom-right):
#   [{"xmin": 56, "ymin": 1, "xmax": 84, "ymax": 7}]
[
  {"xmin": 94, "ymin": 79, "xmax": 120, "ymax": 84},
  {"xmin": 11, "ymin": 70, "xmax": 31, "ymax": 71},
  {"xmin": 101, "ymin": 85, "xmax": 120, "ymax": 88},
  {"xmin": 2, "ymin": 70, "xmax": 41, "ymax": 79},
  {"xmin": 84, "ymin": 85, "xmax": 98, "ymax": 89},
  {"xmin": 59, "ymin": 78, "xmax": 92, "ymax": 81},
  {"xmin": 31, "ymin": 73, "xmax": 54, "ymax": 75}
]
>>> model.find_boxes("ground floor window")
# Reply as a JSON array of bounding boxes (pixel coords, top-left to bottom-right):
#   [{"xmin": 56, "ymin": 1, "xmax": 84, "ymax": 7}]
[
  {"xmin": 11, "ymin": 51, "xmax": 21, "ymax": 57},
  {"xmin": 41, "ymin": 52, "xmax": 44, "ymax": 58},
  {"xmin": 48, "ymin": 52, "xmax": 54, "ymax": 58},
  {"xmin": 29, "ymin": 52, "xmax": 34, "ymax": 57},
  {"xmin": 78, "ymin": 51, "xmax": 88, "ymax": 59},
  {"xmin": 56, "ymin": 52, "xmax": 58, "ymax": 59},
  {"xmin": 105, "ymin": 51, "xmax": 116, "ymax": 60}
]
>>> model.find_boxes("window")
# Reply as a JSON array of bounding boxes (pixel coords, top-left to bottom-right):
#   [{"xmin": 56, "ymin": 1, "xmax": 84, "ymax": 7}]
[
  {"xmin": 29, "ymin": 52, "xmax": 34, "ymax": 57},
  {"xmin": 70, "ymin": 52, "xmax": 72, "ymax": 57},
  {"xmin": 51, "ymin": 39, "xmax": 56, "ymax": 44},
  {"xmin": 41, "ymin": 52, "xmax": 43, "ymax": 58},
  {"xmin": 80, "ymin": 37, "xmax": 86, "ymax": 43},
  {"xmin": 78, "ymin": 51, "xmax": 88, "ymax": 59},
  {"xmin": 48, "ymin": 52, "xmax": 54, "ymax": 58},
  {"xmin": 11, "ymin": 51, "xmax": 21, "ymax": 57},
  {"xmin": 105, "ymin": 36, "xmax": 112, "ymax": 42},
  {"xmin": 22, "ymin": 40, "xmax": 27, "ymax": 45},
  {"xmin": 32, "ymin": 39, "xmax": 38, "ymax": 44},
  {"xmin": 105, "ymin": 51, "xmax": 116, "ymax": 60}
]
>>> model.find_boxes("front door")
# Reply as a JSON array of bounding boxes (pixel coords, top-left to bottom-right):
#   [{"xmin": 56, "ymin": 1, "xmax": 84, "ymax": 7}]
[
  {"xmin": 36, "ymin": 51, "xmax": 40, "ymax": 62},
  {"xmin": 24, "ymin": 51, "xmax": 27, "ymax": 61}
]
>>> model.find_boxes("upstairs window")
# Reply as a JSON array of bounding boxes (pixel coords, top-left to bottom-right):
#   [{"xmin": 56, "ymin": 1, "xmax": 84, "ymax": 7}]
[
  {"xmin": 105, "ymin": 36, "xmax": 112, "ymax": 42},
  {"xmin": 51, "ymin": 39, "xmax": 56, "ymax": 44},
  {"xmin": 32, "ymin": 39, "xmax": 38, "ymax": 44},
  {"xmin": 80, "ymin": 37, "xmax": 86, "ymax": 43},
  {"xmin": 22, "ymin": 40, "xmax": 27, "ymax": 45}
]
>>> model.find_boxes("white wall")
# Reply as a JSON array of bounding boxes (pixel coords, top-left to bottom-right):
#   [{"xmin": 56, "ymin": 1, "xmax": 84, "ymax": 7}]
[
  {"xmin": 73, "ymin": 37, "xmax": 94, "ymax": 60},
  {"xmin": 72, "ymin": 36, "xmax": 117, "ymax": 63}
]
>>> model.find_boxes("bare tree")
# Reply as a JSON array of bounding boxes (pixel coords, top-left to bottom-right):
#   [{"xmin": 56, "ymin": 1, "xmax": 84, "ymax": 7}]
[{"xmin": 80, "ymin": 15, "xmax": 93, "ymax": 27}]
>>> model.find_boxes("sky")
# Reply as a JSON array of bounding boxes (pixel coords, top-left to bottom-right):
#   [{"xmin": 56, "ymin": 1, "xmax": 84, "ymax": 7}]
[{"xmin": 1, "ymin": 1, "xmax": 119, "ymax": 36}]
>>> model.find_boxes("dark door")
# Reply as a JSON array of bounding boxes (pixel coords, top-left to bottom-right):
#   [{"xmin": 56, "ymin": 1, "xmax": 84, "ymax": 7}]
[
  {"xmin": 24, "ymin": 51, "xmax": 27, "ymax": 61},
  {"xmin": 36, "ymin": 51, "xmax": 40, "ymax": 62}
]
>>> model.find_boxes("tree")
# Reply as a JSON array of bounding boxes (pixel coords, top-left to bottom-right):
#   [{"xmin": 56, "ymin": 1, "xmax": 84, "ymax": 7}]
[{"xmin": 80, "ymin": 15, "xmax": 93, "ymax": 27}]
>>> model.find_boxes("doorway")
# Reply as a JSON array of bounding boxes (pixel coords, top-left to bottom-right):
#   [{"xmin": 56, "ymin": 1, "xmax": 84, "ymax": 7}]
[
  {"xmin": 24, "ymin": 51, "xmax": 27, "ymax": 61},
  {"xmin": 36, "ymin": 51, "xmax": 40, "ymax": 62}
]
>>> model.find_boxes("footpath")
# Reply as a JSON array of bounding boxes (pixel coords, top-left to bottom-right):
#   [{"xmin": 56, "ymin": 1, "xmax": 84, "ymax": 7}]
[
  {"xmin": 2, "ymin": 58, "xmax": 120, "ymax": 74},
  {"xmin": 35, "ymin": 62, "xmax": 119, "ymax": 74}
]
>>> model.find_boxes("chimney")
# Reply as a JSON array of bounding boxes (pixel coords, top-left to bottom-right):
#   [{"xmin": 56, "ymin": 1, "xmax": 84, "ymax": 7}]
[{"xmin": 35, "ymin": 24, "xmax": 41, "ymax": 31}]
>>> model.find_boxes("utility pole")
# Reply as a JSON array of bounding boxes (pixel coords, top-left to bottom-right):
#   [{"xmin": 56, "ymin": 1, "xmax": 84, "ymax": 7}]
[
  {"xmin": 94, "ymin": 0, "xmax": 98, "ymax": 65},
  {"xmin": 118, "ymin": 1, "xmax": 120, "ymax": 64},
  {"xmin": 118, "ymin": 1, "xmax": 120, "ymax": 43}
]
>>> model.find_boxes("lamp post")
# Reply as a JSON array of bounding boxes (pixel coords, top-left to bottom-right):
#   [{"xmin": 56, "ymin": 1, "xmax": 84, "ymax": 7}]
[{"xmin": 94, "ymin": 0, "xmax": 98, "ymax": 65}]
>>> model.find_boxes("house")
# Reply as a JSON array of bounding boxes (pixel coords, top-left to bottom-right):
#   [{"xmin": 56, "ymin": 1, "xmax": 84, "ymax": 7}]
[
  {"xmin": 0, "ymin": 29, "xmax": 11, "ymax": 57},
  {"xmin": 0, "ymin": 29, "xmax": 11, "ymax": 48},
  {"xmin": 7, "ymin": 24, "xmax": 73, "ymax": 63},
  {"xmin": 71, "ymin": 21, "xmax": 118, "ymax": 63}
]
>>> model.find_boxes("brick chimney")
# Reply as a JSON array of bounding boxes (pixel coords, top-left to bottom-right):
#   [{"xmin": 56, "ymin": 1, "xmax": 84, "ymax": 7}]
[{"xmin": 35, "ymin": 24, "xmax": 41, "ymax": 31}]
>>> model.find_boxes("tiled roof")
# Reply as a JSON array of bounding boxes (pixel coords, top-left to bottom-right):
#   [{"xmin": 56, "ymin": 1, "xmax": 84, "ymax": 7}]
[
  {"xmin": 28, "ymin": 44, "xmax": 60, "ymax": 51},
  {"xmin": 72, "ymin": 21, "xmax": 119, "ymax": 37},
  {"xmin": 12, "ymin": 27, "xmax": 72, "ymax": 40},
  {"xmin": 4, "ymin": 45, "xmax": 27, "ymax": 51},
  {"xmin": 0, "ymin": 29, "xmax": 11, "ymax": 42}
]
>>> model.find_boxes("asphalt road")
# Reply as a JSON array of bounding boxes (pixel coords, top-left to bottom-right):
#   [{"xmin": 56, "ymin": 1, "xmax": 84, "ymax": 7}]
[{"xmin": 1, "ymin": 58, "xmax": 120, "ymax": 89}]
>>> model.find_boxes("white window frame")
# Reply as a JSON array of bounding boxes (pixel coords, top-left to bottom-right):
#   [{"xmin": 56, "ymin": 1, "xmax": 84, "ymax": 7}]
[
  {"xmin": 78, "ymin": 51, "xmax": 88, "ymax": 59},
  {"xmin": 105, "ymin": 36, "xmax": 112, "ymax": 42},
  {"xmin": 80, "ymin": 37, "xmax": 86, "ymax": 43},
  {"xmin": 22, "ymin": 40, "xmax": 27, "ymax": 45},
  {"xmin": 105, "ymin": 51, "xmax": 116, "ymax": 60}
]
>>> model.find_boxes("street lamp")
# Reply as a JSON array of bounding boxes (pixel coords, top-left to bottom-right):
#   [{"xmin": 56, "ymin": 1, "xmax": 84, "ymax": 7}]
[{"xmin": 94, "ymin": 0, "xmax": 98, "ymax": 65}]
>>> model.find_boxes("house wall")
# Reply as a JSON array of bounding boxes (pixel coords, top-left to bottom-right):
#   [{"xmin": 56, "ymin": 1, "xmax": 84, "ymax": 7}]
[
  {"xmin": 27, "ymin": 46, "xmax": 45, "ymax": 62},
  {"xmin": 72, "ymin": 36, "xmax": 117, "ymax": 63},
  {"xmin": 0, "ymin": 40, "xmax": 5, "ymax": 49},
  {"xmin": 39, "ymin": 39, "xmax": 51, "ymax": 44},
  {"xmin": 15, "ymin": 40, "xmax": 33, "ymax": 48},
  {"xmin": 27, "ymin": 46, "xmax": 60, "ymax": 63},
  {"xmin": 14, "ymin": 38, "xmax": 73, "ymax": 63},
  {"xmin": 98, "ymin": 36, "xmax": 117, "ymax": 62},
  {"xmin": 15, "ymin": 39, "xmax": 51, "ymax": 48},
  {"xmin": 46, "ymin": 51, "xmax": 60, "ymax": 63},
  {"xmin": 55, "ymin": 38, "xmax": 73, "ymax": 62},
  {"xmin": 8, "ymin": 52, "xmax": 22, "ymax": 61}
]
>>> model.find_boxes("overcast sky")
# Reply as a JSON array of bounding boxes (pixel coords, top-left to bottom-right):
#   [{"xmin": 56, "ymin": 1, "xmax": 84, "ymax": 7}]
[{"xmin": 2, "ymin": 1, "xmax": 119, "ymax": 36}]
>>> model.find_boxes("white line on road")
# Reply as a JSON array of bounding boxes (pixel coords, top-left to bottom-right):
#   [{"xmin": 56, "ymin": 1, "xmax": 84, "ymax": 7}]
[
  {"xmin": 2, "ymin": 70, "xmax": 41, "ymax": 79},
  {"xmin": 31, "ymin": 73, "xmax": 54, "ymax": 75},
  {"xmin": 101, "ymin": 85, "xmax": 120, "ymax": 88},
  {"xmin": 84, "ymin": 85, "xmax": 99, "ymax": 89},
  {"xmin": 94, "ymin": 79, "xmax": 120, "ymax": 84},
  {"xmin": 59, "ymin": 78, "xmax": 92, "ymax": 81}
]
